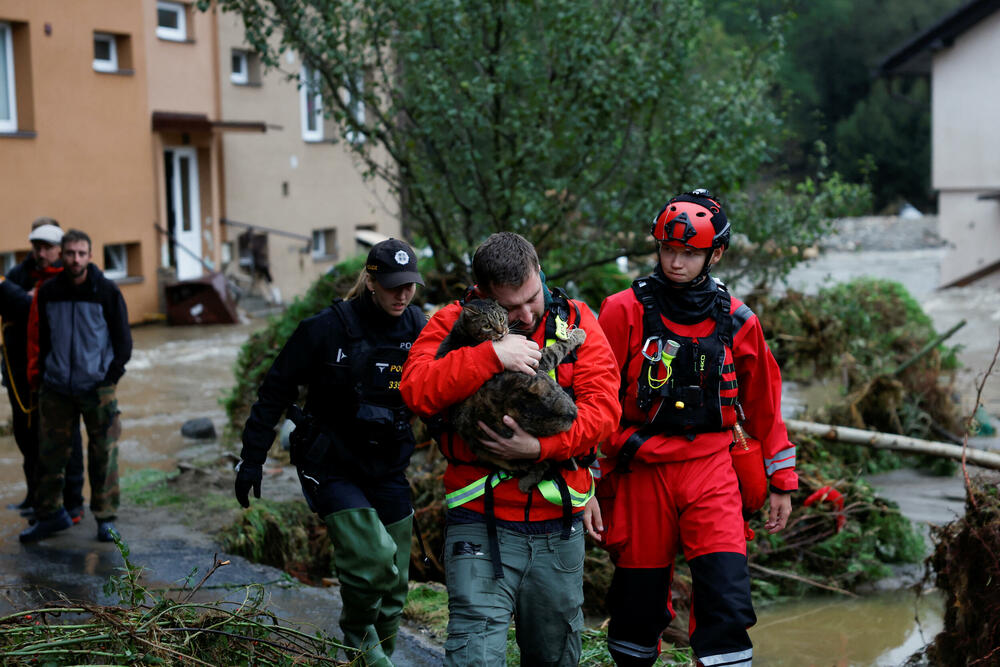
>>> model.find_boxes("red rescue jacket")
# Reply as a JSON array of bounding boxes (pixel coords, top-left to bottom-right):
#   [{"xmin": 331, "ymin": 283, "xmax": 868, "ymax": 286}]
[
  {"xmin": 598, "ymin": 286, "xmax": 798, "ymax": 492},
  {"xmin": 401, "ymin": 291, "xmax": 622, "ymax": 521},
  {"xmin": 26, "ymin": 265, "xmax": 63, "ymax": 391}
]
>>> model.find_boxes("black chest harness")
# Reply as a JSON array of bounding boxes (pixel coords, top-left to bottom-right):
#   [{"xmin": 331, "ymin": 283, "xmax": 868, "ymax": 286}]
[
  {"xmin": 327, "ymin": 299, "xmax": 423, "ymax": 428},
  {"xmin": 616, "ymin": 277, "xmax": 740, "ymax": 472}
]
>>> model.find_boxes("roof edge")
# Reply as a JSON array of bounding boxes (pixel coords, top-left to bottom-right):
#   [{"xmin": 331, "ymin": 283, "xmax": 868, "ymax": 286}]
[{"xmin": 879, "ymin": 0, "xmax": 1000, "ymax": 75}]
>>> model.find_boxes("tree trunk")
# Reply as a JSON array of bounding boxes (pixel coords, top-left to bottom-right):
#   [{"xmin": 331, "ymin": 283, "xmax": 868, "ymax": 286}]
[{"xmin": 786, "ymin": 419, "xmax": 1000, "ymax": 471}]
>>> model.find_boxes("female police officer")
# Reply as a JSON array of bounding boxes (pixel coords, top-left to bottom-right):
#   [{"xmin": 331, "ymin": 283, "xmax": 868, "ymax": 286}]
[{"xmin": 235, "ymin": 238, "xmax": 425, "ymax": 667}]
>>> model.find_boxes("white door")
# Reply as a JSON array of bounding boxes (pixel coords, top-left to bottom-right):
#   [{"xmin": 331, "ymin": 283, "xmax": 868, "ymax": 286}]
[{"xmin": 166, "ymin": 147, "xmax": 202, "ymax": 280}]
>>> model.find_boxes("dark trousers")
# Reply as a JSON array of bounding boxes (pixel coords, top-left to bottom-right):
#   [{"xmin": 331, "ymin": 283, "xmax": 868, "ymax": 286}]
[
  {"xmin": 36, "ymin": 385, "xmax": 120, "ymax": 519},
  {"xmin": 5, "ymin": 378, "xmax": 84, "ymax": 510}
]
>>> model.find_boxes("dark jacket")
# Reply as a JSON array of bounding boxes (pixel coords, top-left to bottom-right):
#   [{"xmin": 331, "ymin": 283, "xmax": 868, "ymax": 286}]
[
  {"xmin": 2, "ymin": 257, "xmax": 44, "ymax": 388},
  {"xmin": 241, "ymin": 293, "xmax": 425, "ymax": 479},
  {"xmin": 36, "ymin": 263, "xmax": 132, "ymax": 396},
  {"xmin": 0, "ymin": 279, "xmax": 31, "ymax": 321}
]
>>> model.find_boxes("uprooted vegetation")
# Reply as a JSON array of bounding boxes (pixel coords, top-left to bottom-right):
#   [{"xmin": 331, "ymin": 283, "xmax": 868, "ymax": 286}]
[
  {"xmin": 752, "ymin": 277, "xmax": 964, "ymax": 473},
  {"xmin": 916, "ymin": 476, "xmax": 1000, "ymax": 666},
  {"xmin": 0, "ymin": 538, "xmax": 349, "ymax": 665}
]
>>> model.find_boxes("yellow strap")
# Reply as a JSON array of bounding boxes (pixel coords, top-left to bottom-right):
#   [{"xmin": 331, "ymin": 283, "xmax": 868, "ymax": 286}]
[{"xmin": 1, "ymin": 321, "xmax": 35, "ymax": 418}]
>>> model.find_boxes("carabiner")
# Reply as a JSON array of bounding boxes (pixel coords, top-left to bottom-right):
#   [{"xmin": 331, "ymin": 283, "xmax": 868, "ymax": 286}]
[{"xmin": 641, "ymin": 336, "xmax": 663, "ymax": 362}]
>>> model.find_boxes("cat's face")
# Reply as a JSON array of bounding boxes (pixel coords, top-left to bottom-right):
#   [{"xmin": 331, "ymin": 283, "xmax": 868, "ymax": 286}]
[{"xmin": 461, "ymin": 299, "xmax": 509, "ymax": 342}]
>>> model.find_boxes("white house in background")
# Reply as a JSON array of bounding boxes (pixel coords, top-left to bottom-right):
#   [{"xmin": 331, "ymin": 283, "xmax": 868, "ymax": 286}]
[{"xmin": 880, "ymin": 0, "xmax": 1000, "ymax": 286}]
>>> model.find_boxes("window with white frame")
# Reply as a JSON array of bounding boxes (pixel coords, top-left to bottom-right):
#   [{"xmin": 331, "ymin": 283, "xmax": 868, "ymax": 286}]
[
  {"xmin": 93, "ymin": 33, "xmax": 118, "ymax": 72},
  {"xmin": 300, "ymin": 65, "xmax": 323, "ymax": 142},
  {"xmin": 156, "ymin": 1, "xmax": 187, "ymax": 42},
  {"xmin": 103, "ymin": 244, "xmax": 127, "ymax": 280},
  {"xmin": 343, "ymin": 73, "xmax": 365, "ymax": 144},
  {"xmin": 0, "ymin": 251, "xmax": 16, "ymax": 275},
  {"xmin": 230, "ymin": 50, "xmax": 248, "ymax": 84},
  {"xmin": 312, "ymin": 228, "xmax": 337, "ymax": 260},
  {"xmin": 0, "ymin": 22, "xmax": 16, "ymax": 132}
]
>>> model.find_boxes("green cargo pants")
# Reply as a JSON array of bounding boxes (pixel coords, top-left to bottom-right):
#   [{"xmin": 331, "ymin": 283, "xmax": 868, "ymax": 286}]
[
  {"xmin": 442, "ymin": 521, "xmax": 585, "ymax": 666},
  {"xmin": 36, "ymin": 384, "xmax": 121, "ymax": 519}
]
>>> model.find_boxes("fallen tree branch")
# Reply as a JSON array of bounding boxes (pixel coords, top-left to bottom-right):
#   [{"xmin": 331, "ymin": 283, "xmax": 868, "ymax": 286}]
[
  {"xmin": 786, "ymin": 420, "xmax": 1000, "ymax": 470},
  {"xmin": 962, "ymin": 331, "xmax": 1000, "ymax": 504},
  {"xmin": 748, "ymin": 562, "xmax": 858, "ymax": 597}
]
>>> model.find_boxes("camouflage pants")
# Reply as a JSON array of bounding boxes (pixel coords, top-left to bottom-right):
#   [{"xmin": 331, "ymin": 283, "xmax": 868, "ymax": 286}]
[{"xmin": 37, "ymin": 384, "xmax": 122, "ymax": 519}]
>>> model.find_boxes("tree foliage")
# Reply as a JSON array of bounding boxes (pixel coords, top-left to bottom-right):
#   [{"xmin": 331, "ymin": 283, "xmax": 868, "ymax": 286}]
[
  {"xmin": 719, "ymin": 0, "xmax": 962, "ymax": 211},
  {"xmin": 210, "ymin": 0, "xmax": 862, "ymax": 291}
]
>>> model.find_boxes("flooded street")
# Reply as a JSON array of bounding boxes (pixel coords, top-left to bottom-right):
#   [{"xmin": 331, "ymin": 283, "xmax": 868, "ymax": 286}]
[{"xmin": 0, "ymin": 321, "xmax": 261, "ymax": 505}]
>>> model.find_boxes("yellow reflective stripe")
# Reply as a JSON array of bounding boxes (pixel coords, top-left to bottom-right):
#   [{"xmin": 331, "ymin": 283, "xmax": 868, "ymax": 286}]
[
  {"xmin": 542, "ymin": 315, "xmax": 571, "ymax": 380},
  {"xmin": 554, "ymin": 315, "xmax": 569, "ymax": 341},
  {"xmin": 444, "ymin": 469, "xmax": 595, "ymax": 509},
  {"xmin": 536, "ymin": 470, "xmax": 595, "ymax": 508},
  {"xmin": 444, "ymin": 471, "xmax": 513, "ymax": 509}
]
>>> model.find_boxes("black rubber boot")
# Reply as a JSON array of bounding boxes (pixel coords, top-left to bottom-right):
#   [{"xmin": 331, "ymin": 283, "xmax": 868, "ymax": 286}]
[{"xmin": 19, "ymin": 508, "xmax": 72, "ymax": 543}]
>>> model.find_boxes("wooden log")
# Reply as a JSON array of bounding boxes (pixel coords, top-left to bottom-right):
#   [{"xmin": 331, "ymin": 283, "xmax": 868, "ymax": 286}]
[{"xmin": 786, "ymin": 419, "xmax": 1000, "ymax": 471}]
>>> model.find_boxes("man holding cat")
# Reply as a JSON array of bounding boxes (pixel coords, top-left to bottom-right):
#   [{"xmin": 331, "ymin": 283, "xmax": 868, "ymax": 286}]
[{"xmin": 401, "ymin": 231, "xmax": 621, "ymax": 666}]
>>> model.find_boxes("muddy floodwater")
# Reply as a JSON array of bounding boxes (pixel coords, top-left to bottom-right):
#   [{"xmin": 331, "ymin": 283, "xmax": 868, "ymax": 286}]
[
  {"xmin": 0, "ymin": 321, "xmax": 260, "ymax": 495},
  {"xmin": 751, "ymin": 590, "xmax": 943, "ymax": 666},
  {"xmin": 0, "ymin": 320, "xmax": 954, "ymax": 663}
]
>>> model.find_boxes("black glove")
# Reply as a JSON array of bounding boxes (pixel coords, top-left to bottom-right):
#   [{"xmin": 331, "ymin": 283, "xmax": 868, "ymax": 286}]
[{"xmin": 235, "ymin": 461, "xmax": 263, "ymax": 508}]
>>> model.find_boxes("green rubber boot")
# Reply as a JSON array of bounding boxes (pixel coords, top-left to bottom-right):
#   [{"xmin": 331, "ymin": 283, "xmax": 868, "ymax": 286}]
[
  {"xmin": 375, "ymin": 513, "xmax": 413, "ymax": 657},
  {"xmin": 325, "ymin": 508, "xmax": 398, "ymax": 667}
]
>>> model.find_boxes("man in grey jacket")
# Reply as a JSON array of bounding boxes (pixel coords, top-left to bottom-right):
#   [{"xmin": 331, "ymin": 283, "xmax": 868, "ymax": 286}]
[{"xmin": 19, "ymin": 229, "xmax": 132, "ymax": 543}]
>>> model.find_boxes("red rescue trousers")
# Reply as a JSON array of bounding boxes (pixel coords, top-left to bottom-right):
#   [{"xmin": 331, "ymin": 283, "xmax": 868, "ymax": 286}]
[{"xmin": 599, "ymin": 448, "xmax": 755, "ymax": 666}]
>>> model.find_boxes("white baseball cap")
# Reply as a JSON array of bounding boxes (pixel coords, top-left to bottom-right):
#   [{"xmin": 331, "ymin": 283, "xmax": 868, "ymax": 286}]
[{"xmin": 28, "ymin": 224, "xmax": 63, "ymax": 246}]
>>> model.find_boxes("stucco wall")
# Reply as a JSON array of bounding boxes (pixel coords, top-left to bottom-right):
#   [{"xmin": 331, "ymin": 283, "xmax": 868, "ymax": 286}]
[
  {"xmin": 0, "ymin": 0, "xmax": 160, "ymax": 322},
  {"xmin": 930, "ymin": 9, "xmax": 1000, "ymax": 284},
  {"xmin": 216, "ymin": 11, "xmax": 398, "ymax": 301},
  {"xmin": 937, "ymin": 191, "xmax": 1000, "ymax": 285},
  {"xmin": 931, "ymin": 10, "xmax": 1000, "ymax": 190}
]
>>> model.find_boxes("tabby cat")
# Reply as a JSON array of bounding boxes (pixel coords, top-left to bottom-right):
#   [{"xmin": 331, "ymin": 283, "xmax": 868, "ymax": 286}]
[{"xmin": 435, "ymin": 299, "xmax": 586, "ymax": 492}]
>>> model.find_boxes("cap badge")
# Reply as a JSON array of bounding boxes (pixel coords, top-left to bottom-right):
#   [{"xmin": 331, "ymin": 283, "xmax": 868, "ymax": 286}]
[{"xmin": 394, "ymin": 250, "xmax": 409, "ymax": 265}]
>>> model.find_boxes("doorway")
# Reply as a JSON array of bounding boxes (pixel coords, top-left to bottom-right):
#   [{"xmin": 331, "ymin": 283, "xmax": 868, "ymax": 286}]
[{"xmin": 163, "ymin": 147, "xmax": 202, "ymax": 280}]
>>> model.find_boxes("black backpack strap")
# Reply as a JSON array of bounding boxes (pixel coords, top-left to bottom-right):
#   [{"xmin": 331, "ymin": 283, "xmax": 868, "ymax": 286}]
[
  {"xmin": 330, "ymin": 298, "xmax": 364, "ymax": 340},
  {"xmin": 459, "ymin": 285, "xmax": 479, "ymax": 306},
  {"xmin": 714, "ymin": 282, "xmax": 733, "ymax": 347},
  {"xmin": 614, "ymin": 424, "xmax": 660, "ymax": 473},
  {"xmin": 483, "ymin": 471, "xmax": 504, "ymax": 579},
  {"xmin": 631, "ymin": 277, "xmax": 668, "ymax": 411}
]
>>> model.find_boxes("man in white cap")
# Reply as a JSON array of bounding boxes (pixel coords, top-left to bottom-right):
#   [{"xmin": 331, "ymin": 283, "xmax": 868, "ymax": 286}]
[{"xmin": 2, "ymin": 218, "xmax": 85, "ymax": 523}]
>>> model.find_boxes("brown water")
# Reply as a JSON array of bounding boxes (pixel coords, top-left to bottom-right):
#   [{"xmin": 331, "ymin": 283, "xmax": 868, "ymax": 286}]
[
  {"xmin": 0, "ymin": 321, "xmax": 949, "ymax": 663},
  {"xmin": 750, "ymin": 589, "xmax": 943, "ymax": 666},
  {"xmin": 0, "ymin": 321, "xmax": 261, "ymax": 500}
]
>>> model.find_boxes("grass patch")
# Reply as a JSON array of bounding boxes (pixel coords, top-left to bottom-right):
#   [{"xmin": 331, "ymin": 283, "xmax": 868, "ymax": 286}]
[
  {"xmin": 120, "ymin": 469, "xmax": 183, "ymax": 506},
  {"xmin": 220, "ymin": 499, "xmax": 332, "ymax": 583},
  {"xmin": 505, "ymin": 625, "xmax": 694, "ymax": 666},
  {"xmin": 403, "ymin": 582, "xmax": 449, "ymax": 636}
]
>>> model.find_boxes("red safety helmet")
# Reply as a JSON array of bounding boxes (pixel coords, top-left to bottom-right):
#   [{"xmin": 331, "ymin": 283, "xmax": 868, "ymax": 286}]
[{"xmin": 650, "ymin": 189, "xmax": 731, "ymax": 250}]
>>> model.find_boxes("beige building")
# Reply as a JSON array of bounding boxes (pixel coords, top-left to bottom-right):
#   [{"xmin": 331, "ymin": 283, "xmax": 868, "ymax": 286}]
[
  {"xmin": 0, "ymin": 0, "xmax": 395, "ymax": 321},
  {"xmin": 216, "ymin": 10, "xmax": 397, "ymax": 301},
  {"xmin": 0, "ymin": 0, "xmax": 160, "ymax": 321},
  {"xmin": 881, "ymin": 0, "xmax": 1000, "ymax": 286}
]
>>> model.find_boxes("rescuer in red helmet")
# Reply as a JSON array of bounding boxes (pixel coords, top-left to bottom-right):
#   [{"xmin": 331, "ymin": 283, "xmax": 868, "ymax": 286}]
[{"xmin": 593, "ymin": 189, "xmax": 797, "ymax": 666}]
